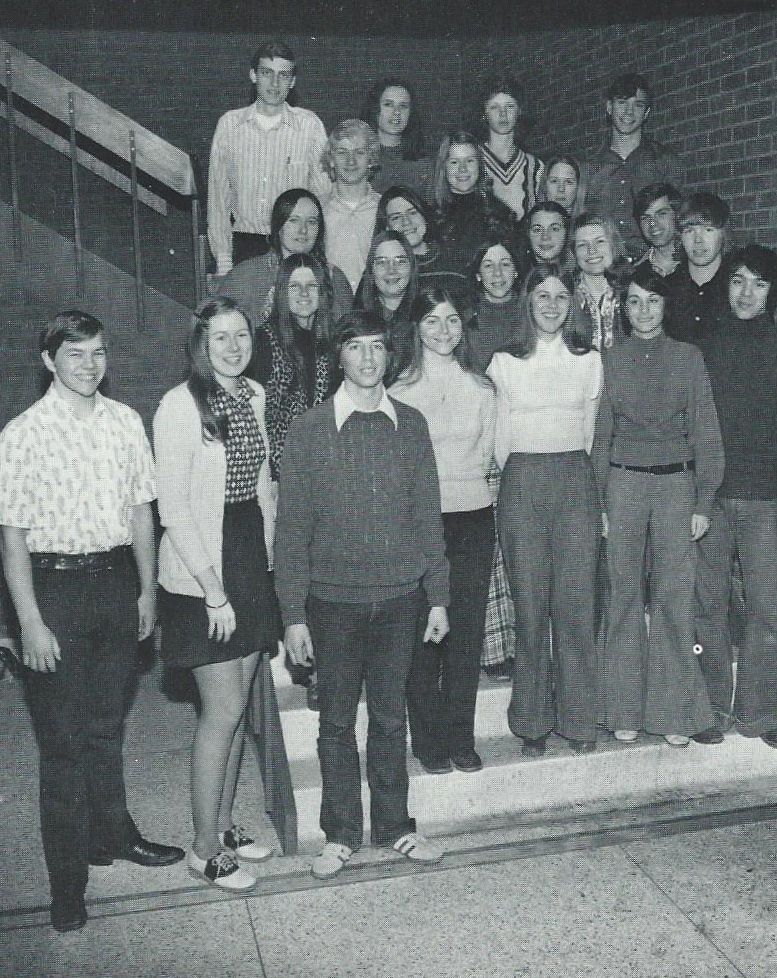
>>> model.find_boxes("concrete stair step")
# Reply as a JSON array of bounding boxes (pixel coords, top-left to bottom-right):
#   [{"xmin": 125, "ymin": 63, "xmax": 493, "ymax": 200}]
[
  {"xmin": 287, "ymin": 729, "xmax": 777, "ymax": 850},
  {"xmin": 269, "ymin": 656, "xmax": 777, "ymax": 850}
]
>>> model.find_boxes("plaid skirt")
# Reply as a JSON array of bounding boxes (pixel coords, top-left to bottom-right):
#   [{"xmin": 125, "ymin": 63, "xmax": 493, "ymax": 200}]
[{"xmin": 481, "ymin": 463, "xmax": 515, "ymax": 667}]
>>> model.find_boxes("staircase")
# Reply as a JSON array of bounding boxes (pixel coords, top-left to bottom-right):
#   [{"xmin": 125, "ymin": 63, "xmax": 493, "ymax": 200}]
[{"xmin": 269, "ymin": 655, "xmax": 777, "ymax": 850}]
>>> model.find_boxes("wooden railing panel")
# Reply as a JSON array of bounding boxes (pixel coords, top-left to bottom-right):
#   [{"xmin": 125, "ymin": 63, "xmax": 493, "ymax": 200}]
[
  {"xmin": 2, "ymin": 41, "xmax": 195, "ymax": 197},
  {"xmin": 0, "ymin": 103, "xmax": 168, "ymax": 214}
]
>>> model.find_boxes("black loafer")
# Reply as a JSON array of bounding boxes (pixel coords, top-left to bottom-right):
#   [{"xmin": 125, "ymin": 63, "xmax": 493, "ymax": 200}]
[
  {"xmin": 90, "ymin": 837, "xmax": 185, "ymax": 867},
  {"xmin": 568, "ymin": 738, "xmax": 597, "ymax": 754},
  {"xmin": 761, "ymin": 729, "xmax": 777, "ymax": 749},
  {"xmin": 691, "ymin": 727, "xmax": 724, "ymax": 745},
  {"xmin": 450, "ymin": 749, "xmax": 483, "ymax": 772},
  {"xmin": 51, "ymin": 895, "xmax": 87, "ymax": 933},
  {"xmin": 521, "ymin": 736, "xmax": 547, "ymax": 758},
  {"xmin": 418, "ymin": 755, "xmax": 453, "ymax": 774}
]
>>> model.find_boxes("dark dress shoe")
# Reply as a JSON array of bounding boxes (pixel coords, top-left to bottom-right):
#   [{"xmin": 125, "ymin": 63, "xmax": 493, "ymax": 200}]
[
  {"xmin": 91, "ymin": 838, "xmax": 185, "ymax": 867},
  {"xmin": 761, "ymin": 729, "xmax": 777, "ymax": 748},
  {"xmin": 51, "ymin": 895, "xmax": 87, "ymax": 933},
  {"xmin": 568, "ymin": 738, "xmax": 597, "ymax": 754},
  {"xmin": 521, "ymin": 736, "xmax": 547, "ymax": 758},
  {"xmin": 450, "ymin": 749, "xmax": 483, "ymax": 772},
  {"xmin": 418, "ymin": 755, "xmax": 453, "ymax": 774},
  {"xmin": 691, "ymin": 727, "xmax": 724, "ymax": 745}
]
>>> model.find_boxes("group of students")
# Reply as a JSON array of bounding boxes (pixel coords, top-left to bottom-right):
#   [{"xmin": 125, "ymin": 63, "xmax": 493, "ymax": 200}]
[{"xmin": 3, "ymin": 39, "xmax": 777, "ymax": 932}]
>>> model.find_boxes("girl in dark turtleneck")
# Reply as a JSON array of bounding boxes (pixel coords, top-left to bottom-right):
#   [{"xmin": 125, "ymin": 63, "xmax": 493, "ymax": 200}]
[{"xmin": 431, "ymin": 131, "xmax": 517, "ymax": 275}]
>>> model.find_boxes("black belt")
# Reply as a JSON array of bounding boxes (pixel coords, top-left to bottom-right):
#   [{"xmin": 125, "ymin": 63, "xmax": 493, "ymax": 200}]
[
  {"xmin": 610, "ymin": 461, "xmax": 695, "ymax": 475},
  {"xmin": 30, "ymin": 546, "xmax": 131, "ymax": 571}
]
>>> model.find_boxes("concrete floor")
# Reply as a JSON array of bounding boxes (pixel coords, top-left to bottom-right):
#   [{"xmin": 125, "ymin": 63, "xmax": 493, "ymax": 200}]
[{"xmin": 2, "ymin": 662, "xmax": 776, "ymax": 978}]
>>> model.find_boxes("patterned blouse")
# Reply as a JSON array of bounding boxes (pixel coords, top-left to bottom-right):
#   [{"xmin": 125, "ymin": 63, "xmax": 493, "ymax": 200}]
[
  {"xmin": 208, "ymin": 378, "xmax": 266, "ymax": 503},
  {"xmin": 261, "ymin": 324, "xmax": 333, "ymax": 480}
]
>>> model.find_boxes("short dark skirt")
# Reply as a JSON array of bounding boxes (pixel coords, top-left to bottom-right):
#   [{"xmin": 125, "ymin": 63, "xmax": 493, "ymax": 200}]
[{"xmin": 160, "ymin": 499, "xmax": 282, "ymax": 670}]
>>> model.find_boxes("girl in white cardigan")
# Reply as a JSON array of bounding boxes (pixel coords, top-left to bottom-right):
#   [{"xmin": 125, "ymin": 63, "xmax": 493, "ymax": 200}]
[{"xmin": 154, "ymin": 297, "xmax": 278, "ymax": 892}]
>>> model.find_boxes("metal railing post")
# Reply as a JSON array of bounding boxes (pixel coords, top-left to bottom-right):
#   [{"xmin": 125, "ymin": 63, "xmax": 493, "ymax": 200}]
[
  {"xmin": 128, "ymin": 130, "xmax": 145, "ymax": 331},
  {"xmin": 4, "ymin": 52, "xmax": 21, "ymax": 260},
  {"xmin": 191, "ymin": 196, "xmax": 202, "ymax": 307},
  {"xmin": 68, "ymin": 92, "xmax": 84, "ymax": 295}
]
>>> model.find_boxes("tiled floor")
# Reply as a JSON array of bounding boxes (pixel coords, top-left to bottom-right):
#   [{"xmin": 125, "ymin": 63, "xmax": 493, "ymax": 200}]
[{"xmin": 2, "ymin": 664, "xmax": 777, "ymax": 978}]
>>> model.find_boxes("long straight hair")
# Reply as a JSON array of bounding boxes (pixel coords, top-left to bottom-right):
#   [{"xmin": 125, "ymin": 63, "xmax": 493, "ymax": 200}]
[
  {"xmin": 268, "ymin": 188, "xmax": 327, "ymax": 262},
  {"xmin": 503, "ymin": 264, "xmax": 590, "ymax": 360},
  {"xmin": 432, "ymin": 131, "xmax": 491, "ymax": 211},
  {"xmin": 186, "ymin": 296, "xmax": 251, "ymax": 442},
  {"xmin": 355, "ymin": 230, "xmax": 419, "ymax": 321},
  {"xmin": 395, "ymin": 286, "xmax": 494, "ymax": 390},
  {"xmin": 359, "ymin": 77, "xmax": 426, "ymax": 160},
  {"xmin": 268, "ymin": 253, "xmax": 335, "ymax": 351}
]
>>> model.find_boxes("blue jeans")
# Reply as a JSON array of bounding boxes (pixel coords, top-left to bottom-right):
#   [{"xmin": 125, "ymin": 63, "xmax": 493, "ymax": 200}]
[
  {"xmin": 307, "ymin": 590, "xmax": 421, "ymax": 849},
  {"xmin": 25, "ymin": 553, "xmax": 141, "ymax": 904},
  {"xmin": 695, "ymin": 498, "xmax": 777, "ymax": 735}
]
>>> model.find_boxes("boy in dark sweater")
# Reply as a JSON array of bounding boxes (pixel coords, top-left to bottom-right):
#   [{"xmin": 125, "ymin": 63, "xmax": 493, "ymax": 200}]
[
  {"xmin": 275, "ymin": 310, "xmax": 450, "ymax": 879},
  {"xmin": 695, "ymin": 245, "xmax": 777, "ymax": 746}
]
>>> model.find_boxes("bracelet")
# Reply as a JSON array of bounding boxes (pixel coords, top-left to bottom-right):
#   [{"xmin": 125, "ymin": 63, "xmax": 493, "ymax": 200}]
[{"xmin": 205, "ymin": 597, "xmax": 229, "ymax": 610}]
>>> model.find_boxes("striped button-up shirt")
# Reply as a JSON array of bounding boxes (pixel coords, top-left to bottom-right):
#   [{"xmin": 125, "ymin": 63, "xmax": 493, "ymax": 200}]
[{"xmin": 207, "ymin": 101, "xmax": 332, "ymax": 273}]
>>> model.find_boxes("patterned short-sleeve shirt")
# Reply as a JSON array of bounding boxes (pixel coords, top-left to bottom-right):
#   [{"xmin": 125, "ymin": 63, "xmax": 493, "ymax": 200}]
[
  {"xmin": 208, "ymin": 377, "xmax": 266, "ymax": 503},
  {"xmin": 0, "ymin": 385, "xmax": 156, "ymax": 554}
]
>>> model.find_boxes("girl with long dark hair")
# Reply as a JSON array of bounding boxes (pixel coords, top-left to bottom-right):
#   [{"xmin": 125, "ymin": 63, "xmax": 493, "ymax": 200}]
[
  {"xmin": 390, "ymin": 288, "xmax": 496, "ymax": 772},
  {"xmin": 488, "ymin": 265, "xmax": 602, "ymax": 757},
  {"xmin": 154, "ymin": 297, "xmax": 279, "ymax": 891}
]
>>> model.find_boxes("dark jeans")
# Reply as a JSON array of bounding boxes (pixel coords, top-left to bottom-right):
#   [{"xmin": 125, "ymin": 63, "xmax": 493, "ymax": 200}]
[
  {"xmin": 695, "ymin": 498, "xmax": 777, "ymax": 735},
  {"xmin": 308, "ymin": 590, "xmax": 421, "ymax": 850},
  {"xmin": 232, "ymin": 231, "xmax": 271, "ymax": 266},
  {"xmin": 498, "ymin": 452, "xmax": 600, "ymax": 741},
  {"xmin": 25, "ymin": 554, "xmax": 140, "ymax": 903},
  {"xmin": 407, "ymin": 507, "xmax": 494, "ymax": 761}
]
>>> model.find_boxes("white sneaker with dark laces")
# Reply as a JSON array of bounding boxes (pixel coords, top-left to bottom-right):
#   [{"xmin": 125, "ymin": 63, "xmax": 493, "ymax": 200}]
[
  {"xmin": 392, "ymin": 832, "xmax": 444, "ymax": 864},
  {"xmin": 311, "ymin": 842, "xmax": 353, "ymax": 879}
]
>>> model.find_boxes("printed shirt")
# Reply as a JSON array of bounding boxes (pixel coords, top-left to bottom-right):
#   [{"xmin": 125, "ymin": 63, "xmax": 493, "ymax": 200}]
[
  {"xmin": 207, "ymin": 102, "xmax": 331, "ymax": 273},
  {"xmin": 208, "ymin": 378, "xmax": 267, "ymax": 503},
  {"xmin": 0, "ymin": 385, "xmax": 156, "ymax": 554}
]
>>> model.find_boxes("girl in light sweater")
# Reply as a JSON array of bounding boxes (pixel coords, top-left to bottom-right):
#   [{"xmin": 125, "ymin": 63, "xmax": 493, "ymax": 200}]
[
  {"xmin": 391, "ymin": 287, "xmax": 496, "ymax": 773},
  {"xmin": 154, "ymin": 297, "xmax": 279, "ymax": 892}
]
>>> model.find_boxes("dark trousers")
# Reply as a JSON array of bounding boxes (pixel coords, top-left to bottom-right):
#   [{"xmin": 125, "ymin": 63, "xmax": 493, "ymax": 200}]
[
  {"xmin": 601, "ymin": 467, "xmax": 713, "ymax": 736},
  {"xmin": 308, "ymin": 590, "xmax": 421, "ymax": 850},
  {"xmin": 498, "ymin": 452, "xmax": 599, "ymax": 742},
  {"xmin": 25, "ymin": 555, "xmax": 140, "ymax": 903},
  {"xmin": 232, "ymin": 231, "xmax": 271, "ymax": 266},
  {"xmin": 407, "ymin": 507, "xmax": 494, "ymax": 762},
  {"xmin": 695, "ymin": 498, "xmax": 777, "ymax": 735}
]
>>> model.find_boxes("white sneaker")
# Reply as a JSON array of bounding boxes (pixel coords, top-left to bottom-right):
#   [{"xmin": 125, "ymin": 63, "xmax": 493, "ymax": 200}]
[
  {"xmin": 614, "ymin": 729, "xmax": 639, "ymax": 742},
  {"xmin": 219, "ymin": 825, "xmax": 273, "ymax": 863},
  {"xmin": 392, "ymin": 832, "xmax": 444, "ymax": 864},
  {"xmin": 311, "ymin": 842, "xmax": 353, "ymax": 880},
  {"xmin": 187, "ymin": 849, "xmax": 257, "ymax": 891},
  {"xmin": 664, "ymin": 734, "xmax": 690, "ymax": 748}
]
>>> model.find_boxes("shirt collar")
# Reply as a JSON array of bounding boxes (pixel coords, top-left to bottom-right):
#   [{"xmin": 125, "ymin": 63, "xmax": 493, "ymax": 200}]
[
  {"xmin": 333, "ymin": 383, "xmax": 398, "ymax": 431},
  {"xmin": 40, "ymin": 383, "xmax": 107, "ymax": 422},
  {"xmin": 237, "ymin": 102, "xmax": 296, "ymax": 129}
]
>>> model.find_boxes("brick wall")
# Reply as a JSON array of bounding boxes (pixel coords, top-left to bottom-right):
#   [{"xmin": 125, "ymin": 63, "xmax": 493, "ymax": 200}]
[
  {"xmin": 2, "ymin": 13, "xmax": 775, "ymax": 288},
  {"xmin": 461, "ymin": 11, "xmax": 777, "ymax": 247}
]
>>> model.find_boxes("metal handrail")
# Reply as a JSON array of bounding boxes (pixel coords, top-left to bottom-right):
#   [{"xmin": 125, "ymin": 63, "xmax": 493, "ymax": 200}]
[{"xmin": 1, "ymin": 40, "xmax": 203, "ymax": 322}]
